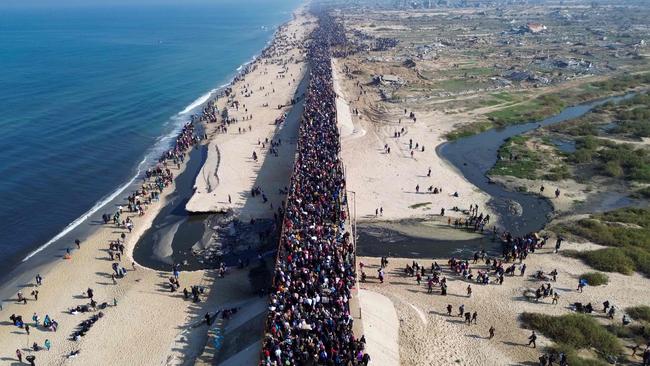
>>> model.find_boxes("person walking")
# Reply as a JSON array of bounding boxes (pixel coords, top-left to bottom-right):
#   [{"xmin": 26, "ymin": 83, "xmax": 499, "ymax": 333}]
[
  {"xmin": 528, "ymin": 331, "xmax": 537, "ymax": 348},
  {"xmin": 577, "ymin": 279, "xmax": 585, "ymax": 293},
  {"xmin": 552, "ymin": 292, "xmax": 560, "ymax": 305},
  {"xmin": 16, "ymin": 349, "xmax": 22, "ymax": 363},
  {"xmin": 488, "ymin": 326, "xmax": 495, "ymax": 339},
  {"xmin": 555, "ymin": 237, "xmax": 563, "ymax": 253},
  {"xmin": 467, "ymin": 285, "xmax": 472, "ymax": 298},
  {"xmin": 44, "ymin": 339, "xmax": 51, "ymax": 351}
]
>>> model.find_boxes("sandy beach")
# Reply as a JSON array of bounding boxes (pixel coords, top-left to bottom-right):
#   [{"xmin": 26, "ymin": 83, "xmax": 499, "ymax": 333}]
[
  {"xmin": 0, "ymin": 7, "xmax": 312, "ymax": 365},
  {"xmin": 3, "ymin": 2, "xmax": 650, "ymax": 366},
  {"xmin": 325, "ymin": 4, "xmax": 650, "ymax": 365},
  {"xmin": 186, "ymin": 13, "xmax": 314, "ymax": 220},
  {"xmin": 357, "ymin": 239, "xmax": 650, "ymax": 365},
  {"xmin": 332, "ymin": 59, "xmax": 494, "ymax": 223}
]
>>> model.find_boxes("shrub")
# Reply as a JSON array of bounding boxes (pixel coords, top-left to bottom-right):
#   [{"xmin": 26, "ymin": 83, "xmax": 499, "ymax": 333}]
[
  {"xmin": 520, "ymin": 312, "xmax": 623, "ymax": 357},
  {"xmin": 557, "ymin": 208, "xmax": 650, "ymax": 276},
  {"xmin": 606, "ymin": 324, "xmax": 650, "ymax": 348},
  {"xmin": 603, "ymin": 160, "xmax": 624, "ymax": 178},
  {"xmin": 579, "ymin": 272, "xmax": 609, "ymax": 286},
  {"xmin": 579, "ymin": 248, "xmax": 636, "ymax": 275},
  {"xmin": 547, "ymin": 345, "xmax": 609, "ymax": 366},
  {"xmin": 626, "ymin": 305, "xmax": 650, "ymax": 322}
]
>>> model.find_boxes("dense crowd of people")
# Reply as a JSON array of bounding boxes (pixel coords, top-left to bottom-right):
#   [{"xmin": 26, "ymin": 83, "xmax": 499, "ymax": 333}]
[{"xmin": 260, "ymin": 12, "xmax": 369, "ymax": 366}]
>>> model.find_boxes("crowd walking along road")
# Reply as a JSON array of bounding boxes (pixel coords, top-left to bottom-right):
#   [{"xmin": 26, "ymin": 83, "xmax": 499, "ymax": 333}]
[{"xmin": 260, "ymin": 11, "xmax": 370, "ymax": 366}]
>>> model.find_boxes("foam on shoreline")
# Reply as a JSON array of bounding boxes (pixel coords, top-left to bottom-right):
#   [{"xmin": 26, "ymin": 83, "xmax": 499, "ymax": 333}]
[{"xmin": 19, "ymin": 32, "xmax": 284, "ymax": 265}]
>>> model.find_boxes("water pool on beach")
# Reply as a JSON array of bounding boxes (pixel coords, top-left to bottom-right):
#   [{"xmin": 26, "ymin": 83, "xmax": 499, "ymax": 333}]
[
  {"xmin": 0, "ymin": 0, "xmax": 301, "ymax": 279},
  {"xmin": 356, "ymin": 220, "xmax": 501, "ymax": 259}
]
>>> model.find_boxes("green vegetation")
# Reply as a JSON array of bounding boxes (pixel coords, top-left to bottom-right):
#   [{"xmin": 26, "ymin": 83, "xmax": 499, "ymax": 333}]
[
  {"xmin": 409, "ymin": 202, "xmax": 431, "ymax": 209},
  {"xmin": 564, "ymin": 248, "xmax": 636, "ymax": 275},
  {"xmin": 548, "ymin": 114, "xmax": 601, "ymax": 137},
  {"xmin": 520, "ymin": 312, "xmax": 622, "ymax": 362},
  {"xmin": 487, "ymin": 94, "xmax": 566, "ymax": 127},
  {"xmin": 545, "ymin": 346, "xmax": 609, "ymax": 366},
  {"xmin": 589, "ymin": 73, "xmax": 650, "ymax": 94},
  {"xmin": 579, "ymin": 272, "xmax": 609, "ymax": 286},
  {"xmin": 557, "ymin": 208, "xmax": 650, "ymax": 276},
  {"xmin": 431, "ymin": 78, "xmax": 490, "ymax": 93},
  {"xmin": 608, "ymin": 93, "xmax": 650, "ymax": 138},
  {"xmin": 489, "ymin": 136, "xmax": 541, "ymax": 179},
  {"xmin": 445, "ymin": 73, "xmax": 650, "ymax": 140},
  {"xmin": 551, "ymin": 92, "xmax": 650, "ymax": 139},
  {"xmin": 445, "ymin": 121, "xmax": 492, "ymax": 140},
  {"xmin": 627, "ymin": 305, "xmax": 650, "ymax": 322},
  {"xmin": 479, "ymin": 92, "xmax": 518, "ymax": 107},
  {"xmin": 570, "ymin": 137, "xmax": 650, "ymax": 183},
  {"xmin": 606, "ymin": 324, "xmax": 650, "ymax": 351},
  {"xmin": 489, "ymin": 135, "xmax": 570, "ymax": 181}
]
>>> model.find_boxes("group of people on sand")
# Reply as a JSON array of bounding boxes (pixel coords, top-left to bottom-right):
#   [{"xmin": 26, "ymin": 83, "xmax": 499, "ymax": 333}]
[
  {"xmin": 366, "ymin": 205, "xmax": 650, "ymax": 365},
  {"xmin": 260, "ymin": 13, "xmax": 370, "ymax": 366},
  {"xmin": 8, "ymin": 90, "xmax": 202, "ymax": 365},
  {"xmin": 9, "ymin": 272, "xmax": 58, "ymax": 365}
]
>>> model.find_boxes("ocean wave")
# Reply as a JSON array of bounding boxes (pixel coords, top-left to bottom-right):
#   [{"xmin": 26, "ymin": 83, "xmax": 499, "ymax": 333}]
[
  {"xmin": 21, "ymin": 42, "xmax": 264, "ymax": 264},
  {"xmin": 179, "ymin": 88, "xmax": 217, "ymax": 115},
  {"xmin": 22, "ymin": 155, "xmax": 148, "ymax": 262}
]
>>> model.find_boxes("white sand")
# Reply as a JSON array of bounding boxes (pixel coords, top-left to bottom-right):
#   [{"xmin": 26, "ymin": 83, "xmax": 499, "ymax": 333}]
[
  {"xmin": 332, "ymin": 59, "xmax": 493, "ymax": 223},
  {"xmin": 186, "ymin": 14, "xmax": 314, "ymax": 221},
  {"xmin": 358, "ymin": 241, "xmax": 650, "ymax": 365},
  {"xmin": 358, "ymin": 289, "xmax": 400, "ymax": 366}
]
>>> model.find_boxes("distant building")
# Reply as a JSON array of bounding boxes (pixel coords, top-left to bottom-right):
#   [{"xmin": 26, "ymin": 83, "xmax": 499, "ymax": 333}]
[
  {"xmin": 373, "ymin": 74, "xmax": 404, "ymax": 86},
  {"xmin": 526, "ymin": 23, "xmax": 547, "ymax": 34}
]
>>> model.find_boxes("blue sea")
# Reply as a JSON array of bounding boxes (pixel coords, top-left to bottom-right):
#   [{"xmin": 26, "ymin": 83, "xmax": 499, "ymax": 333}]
[{"xmin": 0, "ymin": 0, "xmax": 302, "ymax": 276}]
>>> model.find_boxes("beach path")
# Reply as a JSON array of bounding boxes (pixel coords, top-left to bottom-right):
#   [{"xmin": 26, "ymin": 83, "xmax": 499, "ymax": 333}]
[{"xmin": 358, "ymin": 289, "xmax": 400, "ymax": 366}]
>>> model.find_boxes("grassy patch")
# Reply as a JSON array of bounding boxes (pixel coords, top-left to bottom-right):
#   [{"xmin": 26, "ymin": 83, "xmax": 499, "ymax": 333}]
[
  {"xmin": 489, "ymin": 135, "xmax": 570, "ymax": 181},
  {"xmin": 557, "ymin": 208, "xmax": 650, "ymax": 276},
  {"xmin": 431, "ymin": 78, "xmax": 490, "ymax": 93},
  {"xmin": 479, "ymin": 92, "xmax": 519, "ymax": 108},
  {"xmin": 520, "ymin": 312, "xmax": 622, "ymax": 361},
  {"xmin": 569, "ymin": 137, "xmax": 650, "ymax": 183},
  {"xmin": 495, "ymin": 73, "xmax": 650, "ymax": 126},
  {"xmin": 546, "ymin": 345, "xmax": 609, "ymax": 366},
  {"xmin": 487, "ymin": 94, "xmax": 566, "ymax": 126},
  {"xmin": 445, "ymin": 121, "xmax": 493, "ymax": 140},
  {"xmin": 626, "ymin": 305, "xmax": 650, "ymax": 322},
  {"xmin": 409, "ymin": 202, "xmax": 431, "ymax": 209},
  {"xmin": 489, "ymin": 136, "xmax": 540, "ymax": 179},
  {"xmin": 444, "ymin": 73, "xmax": 650, "ymax": 140},
  {"xmin": 565, "ymin": 248, "xmax": 636, "ymax": 275},
  {"xmin": 579, "ymin": 272, "xmax": 609, "ymax": 286}
]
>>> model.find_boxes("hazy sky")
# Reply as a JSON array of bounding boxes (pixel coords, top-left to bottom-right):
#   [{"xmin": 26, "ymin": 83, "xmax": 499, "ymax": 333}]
[{"xmin": 0, "ymin": 0, "xmax": 286, "ymax": 9}]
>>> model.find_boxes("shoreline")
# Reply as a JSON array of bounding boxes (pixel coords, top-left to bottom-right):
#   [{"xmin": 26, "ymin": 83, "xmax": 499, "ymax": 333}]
[
  {"xmin": 0, "ymin": 11, "xmax": 299, "ymax": 291},
  {"xmin": 0, "ymin": 5, "xmax": 312, "ymax": 365}
]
